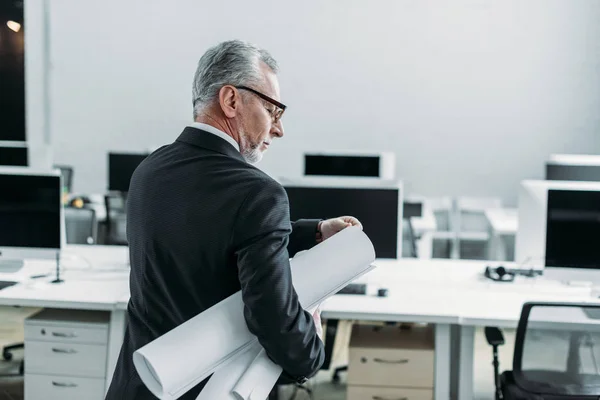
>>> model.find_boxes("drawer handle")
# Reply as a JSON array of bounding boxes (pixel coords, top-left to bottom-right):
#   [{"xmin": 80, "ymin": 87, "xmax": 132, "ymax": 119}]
[
  {"xmin": 52, "ymin": 332, "xmax": 77, "ymax": 338},
  {"xmin": 52, "ymin": 381, "xmax": 78, "ymax": 388},
  {"xmin": 52, "ymin": 348, "xmax": 78, "ymax": 354},
  {"xmin": 372, "ymin": 397, "xmax": 407, "ymax": 400},
  {"xmin": 373, "ymin": 358, "xmax": 409, "ymax": 364}
]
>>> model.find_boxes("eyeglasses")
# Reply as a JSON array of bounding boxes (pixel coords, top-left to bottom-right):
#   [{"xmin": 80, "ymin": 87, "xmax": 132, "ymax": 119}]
[{"xmin": 236, "ymin": 86, "xmax": 286, "ymax": 123}]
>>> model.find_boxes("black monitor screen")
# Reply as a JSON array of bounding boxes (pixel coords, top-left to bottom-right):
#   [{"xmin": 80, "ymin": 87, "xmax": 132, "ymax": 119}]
[
  {"xmin": 108, "ymin": 153, "xmax": 148, "ymax": 192},
  {"xmin": 545, "ymin": 189, "xmax": 600, "ymax": 269},
  {"xmin": 284, "ymin": 186, "xmax": 399, "ymax": 258},
  {"xmin": 0, "ymin": 174, "xmax": 61, "ymax": 249},
  {"xmin": 0, "ymin": 147, "xmax": 27, "ymax": 166},
  {"xmin": 304, "ymin": 155, "xmax": 380, "ymax": 178}
]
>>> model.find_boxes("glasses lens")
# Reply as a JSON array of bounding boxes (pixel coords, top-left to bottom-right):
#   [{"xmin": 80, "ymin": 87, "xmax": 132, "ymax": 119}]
[{"xmin": 273, "ymin": 108, "xmax": 284, "ymax": 123}]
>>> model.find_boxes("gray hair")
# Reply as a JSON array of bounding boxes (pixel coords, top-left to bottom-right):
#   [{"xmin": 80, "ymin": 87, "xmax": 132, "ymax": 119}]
[{"xmin": 192, "ymin": 40, "xmax": 279, "ymax": 119}]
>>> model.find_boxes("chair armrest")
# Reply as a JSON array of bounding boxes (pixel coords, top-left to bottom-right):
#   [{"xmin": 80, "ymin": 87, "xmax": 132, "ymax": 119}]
[{"xmin": 484, "ymin": 327, "xmax": 505, "ymax": 346}]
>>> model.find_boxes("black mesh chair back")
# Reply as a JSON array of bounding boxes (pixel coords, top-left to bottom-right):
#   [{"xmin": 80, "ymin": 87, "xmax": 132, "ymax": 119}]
[
  {"xmin": 65, "ymin": 206, "xmax": 97, "ymax": 244},
  {"xmin": 513, "ymin": 302, "xmax": 600, "ymax": 397},
  {"xmin": 104, "ymin": 194, "xmax": 128, "ymax": 245}
]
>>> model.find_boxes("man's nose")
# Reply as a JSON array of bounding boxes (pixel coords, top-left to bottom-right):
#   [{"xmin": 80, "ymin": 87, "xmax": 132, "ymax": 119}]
[{"xmin": 271, "ymin": 119, "xmax": 284, "ymax": 138}]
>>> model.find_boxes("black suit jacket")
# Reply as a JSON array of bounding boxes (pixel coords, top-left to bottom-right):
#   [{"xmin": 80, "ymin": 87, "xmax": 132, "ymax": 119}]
[{"xmin": 105, "ymin": 127, "xmax": 324, "ymax": 399}]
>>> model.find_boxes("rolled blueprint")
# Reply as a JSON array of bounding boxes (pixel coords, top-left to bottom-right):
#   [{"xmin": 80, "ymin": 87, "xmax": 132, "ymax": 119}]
[{"xmin": 134, "ymin": 226, "xmax": 375, "ymax": 400}]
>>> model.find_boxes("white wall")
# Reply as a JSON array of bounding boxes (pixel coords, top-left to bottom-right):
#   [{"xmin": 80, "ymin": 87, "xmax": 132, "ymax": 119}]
[{"xmin": 46, "ymin": 0, "xmax": 600, "ymax": 204}]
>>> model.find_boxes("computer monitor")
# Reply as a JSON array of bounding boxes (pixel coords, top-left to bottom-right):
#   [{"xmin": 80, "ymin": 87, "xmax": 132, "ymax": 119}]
[
  {"xmin": 304, "ymin": 151, "xmax": 395, "ymax": 179},
  {"xmin": 0, "ymin": 168, "xmax": 62, "ymax": 270},
  {"xmin": 282, "ymin": 178, "xmax": 403, "ymax": 259},
  {"xmin": 54, "ymin": 165, "xmax": 73, "ymax": 194},
  {"xmin": 0, "ymin": 146, "xmax": 28, "ymax": 167},
  {"xmin": 108, "ymin": 152, "xmax": 148, "ymax": 192},
  {"xmin": 515, "ymin": 180, "xmax": 600, "ymax": 284},
  {"xmin": 546, "ymin": 154, "xmax": 600, "ymax": 182}
]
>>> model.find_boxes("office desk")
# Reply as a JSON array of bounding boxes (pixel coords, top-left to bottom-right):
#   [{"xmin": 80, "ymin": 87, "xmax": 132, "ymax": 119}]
[
  {"xmin": 321, "ymin": 259, "xmax": 599, "ymax": 400},
  {"xmin": 0, "ymin": 245, "xmax": 130, "ymax": 392},
  {"xmin": 6, "ymin": 250, "xmax": 599, "ymax": 399},
  {"xmin": 485, "ymin": 207, "xmax": 518, "ymax": 261}
]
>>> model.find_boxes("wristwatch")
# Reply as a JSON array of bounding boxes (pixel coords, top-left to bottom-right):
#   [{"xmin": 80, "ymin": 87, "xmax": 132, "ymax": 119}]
[{"xmin": 316, "ymin": 220, "xmax": 323, "ymax": 243}]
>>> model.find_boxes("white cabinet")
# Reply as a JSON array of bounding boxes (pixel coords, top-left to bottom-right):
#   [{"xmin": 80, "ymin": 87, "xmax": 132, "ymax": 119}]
[
  {"xmin": 347, "ymin": 324, "xmax": 435, "ymax": 400},
  {"xmin": 25, "ymin": 309, "xmax": 110, "ymax": 400}
]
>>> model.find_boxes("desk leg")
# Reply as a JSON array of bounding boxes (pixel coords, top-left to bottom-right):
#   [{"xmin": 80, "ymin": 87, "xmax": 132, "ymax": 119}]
[
  {"xmin": 434, "ymin": 323, "xmax": 451, "ymax": 400},
  {"xmin": 105, "ymin": 309, "xmax": 127, "ymax": 392},
  {"xmin": 457, "ymin": 326, "xmax": 475, "ymax": 400},
  {"xmin": 322, "ymin": 319, "xmax": 339, "ymax": 370}
]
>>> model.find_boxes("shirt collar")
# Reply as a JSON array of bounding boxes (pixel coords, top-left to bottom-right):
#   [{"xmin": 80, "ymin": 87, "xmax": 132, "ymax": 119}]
[{"xmin": 187, "ymin": 122, "xmax": 240, "ymax": 152}]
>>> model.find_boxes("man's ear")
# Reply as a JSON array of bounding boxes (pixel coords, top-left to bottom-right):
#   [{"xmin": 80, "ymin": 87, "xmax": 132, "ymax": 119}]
[{"xmin": 219, "ymin": 85, "xmax": 239, "ymax": 118}]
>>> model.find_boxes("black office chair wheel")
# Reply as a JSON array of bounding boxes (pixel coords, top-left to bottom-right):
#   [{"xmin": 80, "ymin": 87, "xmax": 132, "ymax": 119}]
[
  {"xmin": 331, "ymin": 365, "xmax": 347, "ymax": 384},
  {"xmin": 332, "ymin": 373, "xmax": 341, "ymax": 384},
  {"xmin": 2, "ymin": 350, "xmax": 12, "ymax": 361}
]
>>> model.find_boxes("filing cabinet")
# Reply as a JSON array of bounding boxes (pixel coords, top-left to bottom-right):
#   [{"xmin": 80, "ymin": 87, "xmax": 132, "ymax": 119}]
[
  {"xmin": 24, "ymin": 308, "xmax": 110, "ymax": 400},
  {"xmin": 347, "ymin": 324, "xmax": 434, "ymax": 400}
]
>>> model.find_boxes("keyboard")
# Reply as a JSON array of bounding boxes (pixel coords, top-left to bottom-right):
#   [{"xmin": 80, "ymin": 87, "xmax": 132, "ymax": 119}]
[
  {"xmin": 583, "ymin": 308, "xmax": 600, "ymax": 320},
  {"xmin": 337, "ymin": 283, "xmax": 367, "ymax": 295},
  {"xmin": 0, "ymin": 281, "xmax": 17, "ymax": 291}
]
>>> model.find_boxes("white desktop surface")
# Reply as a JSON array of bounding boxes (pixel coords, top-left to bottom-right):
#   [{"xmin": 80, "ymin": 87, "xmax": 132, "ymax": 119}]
[
  {"xmin": 484, "ymin": 207, "xmax": 518, "ymax": 236},
  {"xmin": 411, "ymin": 206, "xmax": 437, "ymax": 234}
]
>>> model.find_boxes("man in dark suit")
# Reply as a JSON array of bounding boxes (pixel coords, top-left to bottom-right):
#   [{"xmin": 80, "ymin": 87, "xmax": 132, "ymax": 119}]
[{"xmin": 106, "ymin": 40, "xmax": 361, "ymax": 399}]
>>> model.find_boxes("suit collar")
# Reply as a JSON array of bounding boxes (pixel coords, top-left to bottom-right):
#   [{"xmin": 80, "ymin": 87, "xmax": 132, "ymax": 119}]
[{"xmin": 176, "ymin": 126, "xmax": 246, "ymax": 162}]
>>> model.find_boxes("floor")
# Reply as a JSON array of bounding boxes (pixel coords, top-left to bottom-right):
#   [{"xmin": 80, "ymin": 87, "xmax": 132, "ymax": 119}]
[
  {"xmin": 0, "ymin": 307, "xmax": 39, "ymax": 400},
  {"xmin": 0, "ymin": 311, "xmax": 515, "ymax": 400}
]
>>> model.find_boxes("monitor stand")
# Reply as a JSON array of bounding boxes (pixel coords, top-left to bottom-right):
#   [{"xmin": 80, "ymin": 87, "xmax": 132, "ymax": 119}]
[{"xmin": 0, "ymin": 260, "xmax": 24, "ymax": 273}]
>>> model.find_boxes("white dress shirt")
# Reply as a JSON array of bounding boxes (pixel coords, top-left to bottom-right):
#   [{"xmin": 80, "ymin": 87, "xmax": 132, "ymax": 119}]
[{"xmin": 188, "ymin": 122, "xmax": 240, "ymax": 152}]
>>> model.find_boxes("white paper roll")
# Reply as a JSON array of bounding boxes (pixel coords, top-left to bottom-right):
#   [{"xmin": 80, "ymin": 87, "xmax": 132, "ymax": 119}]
[{"xmin": 134, "ymin": 226, "xmax": 375, "ymax": 400}]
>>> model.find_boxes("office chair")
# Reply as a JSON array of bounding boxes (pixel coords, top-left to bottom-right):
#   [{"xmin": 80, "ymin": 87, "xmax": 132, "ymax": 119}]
[
  {"xmin": 65, "ymin": 206, "xmax": 97, "ymax": 244},
  {"xmin": 2, "ymin": 343, "xmax": 24, "ymax": 375},
  {"xmin": 104, "ymin": 194, "xmax": 128, "ymax": 245},
  {"xmin": 486, "ymin": 302, "xmax": 600, "ymax": 400},
  {"xmin": 402, "ymin": 201, "xmax": 423, "ymax": 258}
]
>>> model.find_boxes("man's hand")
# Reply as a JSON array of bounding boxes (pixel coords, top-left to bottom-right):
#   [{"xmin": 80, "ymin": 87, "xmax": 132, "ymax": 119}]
[{"xmin": 318, "ymin": 216, "xmax": 362, "ymax": 242}]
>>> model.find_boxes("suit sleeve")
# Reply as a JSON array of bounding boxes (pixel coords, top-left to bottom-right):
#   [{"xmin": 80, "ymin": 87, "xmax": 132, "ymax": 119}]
[
  {"xmin": 232, "ymin": 180, "xmax": 325, "ymax": 382},
  {"xmin": 288, "ymin": 219, "xmax": 320, "ymax": 257}
]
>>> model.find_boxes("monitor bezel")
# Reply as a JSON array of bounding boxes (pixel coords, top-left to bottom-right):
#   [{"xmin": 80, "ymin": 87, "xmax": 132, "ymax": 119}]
[
  {"xmin": 280, "ymin": 177, "xmax": 404, "ymax": 259},
  {"xmin": 0, "ymin": 167, "xmax": 63, "ymax": 262}
]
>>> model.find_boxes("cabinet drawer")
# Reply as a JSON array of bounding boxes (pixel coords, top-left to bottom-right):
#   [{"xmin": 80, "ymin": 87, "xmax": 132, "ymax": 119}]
[
  {"xmin": 25, "ymin": 341, "xmax": 107, "ymax": 378},
  {"xmin": 348, "ymin": 347, "xmax": 434, "ymax": 388},
  {"xmin": 347, "ymin": 386, "xmax": 433, "ymax": 400},
  {"xmin": 25, "ymin": 323, "xmax": 108, "ymax": 345},
  {"xmin": 25, "ymin": 374, "xmax": 105, "ymax": 400}
]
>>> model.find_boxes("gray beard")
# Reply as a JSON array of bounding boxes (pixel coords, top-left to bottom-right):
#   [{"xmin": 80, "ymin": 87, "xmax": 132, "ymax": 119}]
[
  {"xmin": 239, "ymin": 131, "xmax": 263, "ymax": 164},
  {"xmin": 241, "ymin": 146, "xmax": 262, "ymax": 164}
]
